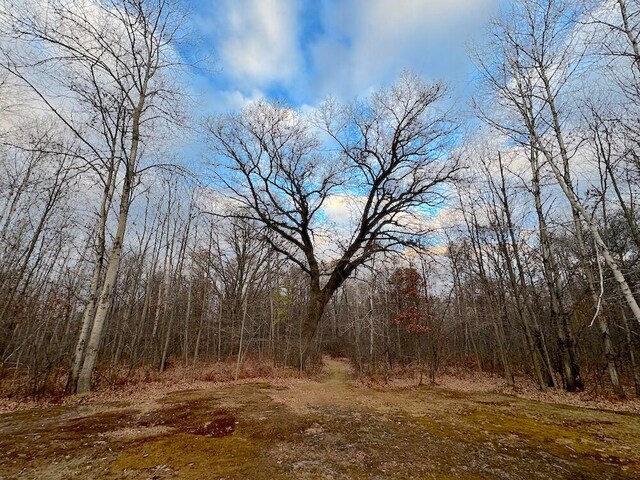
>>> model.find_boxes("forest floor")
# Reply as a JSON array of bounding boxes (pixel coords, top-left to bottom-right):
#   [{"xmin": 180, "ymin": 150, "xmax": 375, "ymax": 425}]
[{"xmin": 1, "ymin": 358, "xmax": 639, "ymax": 479}]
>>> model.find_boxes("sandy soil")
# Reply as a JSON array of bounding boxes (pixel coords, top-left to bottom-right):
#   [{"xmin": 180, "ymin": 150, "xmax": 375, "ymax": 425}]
[{"xmin": 1, "ymin": 358, "xmax": 639, "ymax": 479}]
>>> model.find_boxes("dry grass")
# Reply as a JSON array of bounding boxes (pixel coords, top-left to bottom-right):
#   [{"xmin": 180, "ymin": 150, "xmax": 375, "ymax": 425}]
[
  {"xmin": 355, "ymin": 364, "xmax": 640, "ymax": 414},
  {"xmin": 3, "ymin": 357, "xmax": 640, "ymax": 416},
  {"xmin": 2, "ymin": 357, "xmax": 640, "ymax": 479},
  {"xmin": 0, "ymin": 356, "xmax": 306, "ymax": 414}
]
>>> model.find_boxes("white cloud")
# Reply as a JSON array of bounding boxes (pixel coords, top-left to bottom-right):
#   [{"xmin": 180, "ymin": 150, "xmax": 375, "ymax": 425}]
[
  {"xmin": 309, "ymin": 0, "xmax": 497, "ymax": 100},
  {"xmin": 322, "ymin": 194, "xmax": 364, "ymax": 224},
  {"xmin": 193, "ymin": 0, "xmax": 498, "ymax": 108},
  {"xmin": 217, "ymin": 0, "xmax": 301, "ymax": 86},
  {"xmin": 221, "ymin": 89, "xmax": 265, "ymax": 110}
]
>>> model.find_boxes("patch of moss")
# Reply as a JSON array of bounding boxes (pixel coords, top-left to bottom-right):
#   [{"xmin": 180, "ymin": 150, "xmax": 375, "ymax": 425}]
[
  {"xmin": 468, "ymin": 410, "xmax": 586, "ymax": 441},
  {"xmin": 111, "ymin": 433, "xmax": 278, "ymax": 479},
  {"xmin": 447, "ymin": 408, "xmax": 637, "ymax": 475},
  {"xmin": 62, "ymin": 409, "xmax": 141, "ymax": 434},
  {"xmin": 3, "ymin": 364, "xmax": 640, "ymax": 480},
  {"xmin": 158, "ymin": 388, "xmax": 220, "ymax": 404}
]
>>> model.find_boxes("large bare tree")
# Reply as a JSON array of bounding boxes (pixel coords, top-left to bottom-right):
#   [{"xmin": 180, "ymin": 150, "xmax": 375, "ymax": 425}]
[{"xmin": 207, "ymin": 73, "xmax": 459, "ymax": 367}]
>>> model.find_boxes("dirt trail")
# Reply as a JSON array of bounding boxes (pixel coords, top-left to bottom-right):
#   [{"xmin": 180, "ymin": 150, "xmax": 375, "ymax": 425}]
[
  {"xmin": 1, "ymin": 358, "xmax": 640, "ymax": 479},
  {"xmin": 271, "ymin": 357, "xmax": 357, "ymax": 413}
]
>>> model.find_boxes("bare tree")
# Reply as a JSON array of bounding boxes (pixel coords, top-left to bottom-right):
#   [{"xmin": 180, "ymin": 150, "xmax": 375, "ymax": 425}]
[
  {"xmin": 472, "ymin": 0, "xmax": 640, "ymax": 393},
  {"xmin": 207, "ymin": 73, "xmax": 459, "ymax": 367},
  {"xmin": 0, "ymin": 0, "xmax": 188, "ymax": 392}
]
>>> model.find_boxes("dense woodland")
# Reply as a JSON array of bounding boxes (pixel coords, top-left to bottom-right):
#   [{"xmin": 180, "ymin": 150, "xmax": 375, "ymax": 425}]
[{"xmin": 1, "ymin": 0, "xmax": 640, "ymax": 400}]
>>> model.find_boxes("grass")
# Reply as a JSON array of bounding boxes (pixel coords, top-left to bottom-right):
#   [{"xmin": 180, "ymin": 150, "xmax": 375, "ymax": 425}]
[{"xmin": 0, "ymin": 358, "xmax": 639, "ymax": 479}]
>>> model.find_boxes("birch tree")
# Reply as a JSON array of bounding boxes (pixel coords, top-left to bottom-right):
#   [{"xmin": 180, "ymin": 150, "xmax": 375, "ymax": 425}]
[
  {"xmin": 0, "ymin": 0, "xmax": 188, "ymax": 392},
  {"xmin": 474, "ymin": 0, "xmax": 638, "ymax": 394}
]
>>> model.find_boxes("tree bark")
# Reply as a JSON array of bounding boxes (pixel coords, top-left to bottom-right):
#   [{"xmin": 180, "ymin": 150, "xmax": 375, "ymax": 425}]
[
  {"xmin": 297, "ymin": 287, "xmax": 330, "ymax": 369},
  {"xmin": 76, "ymin": 173, "xmax": 133, "ymax": 393}
]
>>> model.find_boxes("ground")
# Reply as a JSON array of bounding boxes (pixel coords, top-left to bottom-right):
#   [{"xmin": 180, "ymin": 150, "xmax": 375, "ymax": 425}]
[{"xmin": 1, "ymin": 359, "xmax": 639, "ymax": 479}]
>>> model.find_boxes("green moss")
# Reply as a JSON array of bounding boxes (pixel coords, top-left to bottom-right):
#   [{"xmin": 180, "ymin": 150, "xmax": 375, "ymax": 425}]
[
  {"xmin": 468, "ymin": 410, "xmax": 585, "ymax": 441},
  {"xmin": 469, "ymin": 409, "xmax": 637, "ymax": 464},
  {"xmin": 111, "ymin": 433, "xmax": 276, "ymax": 479},
  {"xmin": 3, "ymin": 365, "xmax": 640, "ymax": 479}
]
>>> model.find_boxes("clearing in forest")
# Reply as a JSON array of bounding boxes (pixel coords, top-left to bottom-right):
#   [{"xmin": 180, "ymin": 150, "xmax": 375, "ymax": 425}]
[{"xmin": 1, "ymin": 358, "xmax": 639, "ymax": 479}]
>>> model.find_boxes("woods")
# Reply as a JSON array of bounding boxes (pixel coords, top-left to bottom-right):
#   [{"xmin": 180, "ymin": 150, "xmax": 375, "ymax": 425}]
[{"xmin": 1, "ymin": 0, "xmax": 640, "ymax": 402}]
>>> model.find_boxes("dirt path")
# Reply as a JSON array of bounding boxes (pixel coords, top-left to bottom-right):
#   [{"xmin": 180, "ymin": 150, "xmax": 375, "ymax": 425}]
[{"xmin": 1, "ymin": 358, "xmax": 639, "ymax": 479}]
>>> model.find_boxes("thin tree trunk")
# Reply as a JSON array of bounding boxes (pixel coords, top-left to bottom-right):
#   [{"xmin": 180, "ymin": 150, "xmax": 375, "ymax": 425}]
[
  {"xmin": 68, "ymin": 164, "xmax": 118, "ymax": 392},
  {"xmin": 235, "ymin": 294, "xmax": 249, "ymax": 381},
  {"xmin": 76, "ymin": 174, "xmax": 133, "ymax": 393}
]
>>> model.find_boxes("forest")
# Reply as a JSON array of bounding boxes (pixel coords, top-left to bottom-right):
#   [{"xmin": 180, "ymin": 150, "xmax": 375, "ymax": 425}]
[{"xmin": 1, "ymin": 0, "xmax": 640, "ymax": 406}]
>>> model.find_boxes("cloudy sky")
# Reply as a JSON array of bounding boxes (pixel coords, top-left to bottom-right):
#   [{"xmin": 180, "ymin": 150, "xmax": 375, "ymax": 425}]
[{"xmin": 186, "ymin": 0, "xmax": 503, "ymax": 113}]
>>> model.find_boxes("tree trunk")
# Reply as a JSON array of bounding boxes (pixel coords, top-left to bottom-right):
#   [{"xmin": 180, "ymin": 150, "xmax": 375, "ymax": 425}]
[
  {"xmin": 296, "ymin": 287, "xmax": 329, "ymax": 369},
  {"xmin": 68, "ymin": 164, "xmax": 117, "ymax": 392},
  {"xmin": 75, "ymin": 175, "xmax": 133, "ymax": 393},
  {"xmin": 621, "ymin": 308, "xmax": 640, "ymax": 397},
  {"xmin": 75, "ymin": 96, "xmax": 145, "ymax": 392},
  {"xmin": 529, "ymin": 147, "xmax": 579, "ymax": 391}
]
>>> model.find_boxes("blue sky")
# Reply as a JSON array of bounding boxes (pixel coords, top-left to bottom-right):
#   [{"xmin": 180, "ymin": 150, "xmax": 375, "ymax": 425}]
[{"xmin": 185, "ymin": 0, "xmax": 503, "ymax": 114}]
